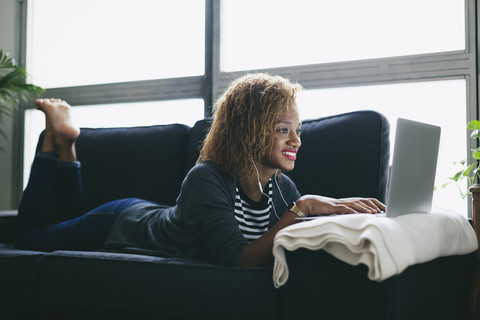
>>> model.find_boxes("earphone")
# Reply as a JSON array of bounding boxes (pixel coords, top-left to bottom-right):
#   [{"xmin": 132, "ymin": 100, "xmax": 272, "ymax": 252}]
[
  {"xmin": 252, "ymin": 158, "xmax": 265, "ymax": 193},
  {"xmin": 251, "ymin": 158, "xmax": 289, "ymax": 220}
]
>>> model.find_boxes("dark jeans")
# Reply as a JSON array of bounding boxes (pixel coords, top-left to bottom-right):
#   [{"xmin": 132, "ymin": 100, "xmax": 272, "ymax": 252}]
[{"xmin": 14, "ymin": 152, "xmax": 144, "ymax": 251}]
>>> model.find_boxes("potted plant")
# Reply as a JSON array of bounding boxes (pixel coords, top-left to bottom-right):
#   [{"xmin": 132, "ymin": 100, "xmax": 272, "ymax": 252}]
[
  {"xmin": 0, "ymin": 49, "xmax": 44, "ymax": 151},
  {"xmin": 447, "ymin": 121, "xmax": 480, "ymax": 197}
]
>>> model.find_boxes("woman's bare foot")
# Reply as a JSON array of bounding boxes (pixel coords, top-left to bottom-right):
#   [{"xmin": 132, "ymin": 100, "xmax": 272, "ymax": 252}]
[{"xmin": 36, "ymin": 99, "xmax": 80, "ymax": 162}]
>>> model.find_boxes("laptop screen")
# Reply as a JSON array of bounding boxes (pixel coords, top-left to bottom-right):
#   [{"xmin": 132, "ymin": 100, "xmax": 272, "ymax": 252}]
[{"xmin": 385, "ymin": 118, "xmax": 441, "ymax": 217}]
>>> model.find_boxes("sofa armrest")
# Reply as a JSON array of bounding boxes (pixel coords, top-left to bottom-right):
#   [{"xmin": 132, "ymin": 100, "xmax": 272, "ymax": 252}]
[
  {"xmin": 469, "ymin": 185, "xmax": 480, "ymax": 319},
  {"xmin": 0, "ymin": 210, "xmax": 17, "ymax": 243},
  {"xmin": 281, "ymin": 248, "xmax": 472, "ymax": 320}
]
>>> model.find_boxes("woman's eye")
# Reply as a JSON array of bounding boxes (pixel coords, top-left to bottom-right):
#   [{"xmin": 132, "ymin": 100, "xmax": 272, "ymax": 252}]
[
  {"xmin": 278, "ymin": 128, "xmax": 289, "ymax": 134},
  {"xmin": 296, "ymin": 129, "xmax": 302, "ymax": 136}
]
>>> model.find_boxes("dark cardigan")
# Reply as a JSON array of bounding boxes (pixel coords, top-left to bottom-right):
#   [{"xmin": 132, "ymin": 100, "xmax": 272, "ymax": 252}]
[{"xmin": 106, "ymin": 161, "xmax": 301, "ymax": 266}]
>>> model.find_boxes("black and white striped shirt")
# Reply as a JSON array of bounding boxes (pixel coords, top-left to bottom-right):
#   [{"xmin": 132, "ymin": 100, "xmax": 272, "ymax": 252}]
[{"xmin": 234, "ymin": 180, "xmax": 272, "ymax": 243}]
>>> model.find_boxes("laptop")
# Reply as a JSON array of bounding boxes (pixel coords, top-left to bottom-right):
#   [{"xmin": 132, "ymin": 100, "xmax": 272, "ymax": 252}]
[
  {"xmin": 298, "ymin": 117, "xmax": 441, "ymax": 219},
  {"xmin": 384, "ymin": 118, "xmax": 441, "ymax": 217}
]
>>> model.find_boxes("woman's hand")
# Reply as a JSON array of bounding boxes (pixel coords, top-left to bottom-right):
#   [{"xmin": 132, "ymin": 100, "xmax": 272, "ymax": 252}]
[
  {"xmin": 295, "ymin": 195, "xmax": 386, "ymax": 216},
  {"xmin": 237, "ymin": 195, "xmax": 385, "ymax": 268}
]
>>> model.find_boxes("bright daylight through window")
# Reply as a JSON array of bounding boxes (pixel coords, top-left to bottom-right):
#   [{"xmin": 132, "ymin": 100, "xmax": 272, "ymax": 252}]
[
  {"xmin": 27, "ymin": 0, "xmax": 205, "ymax": 88},
  {"xmin": 221, "ymin": 0, "xmax": 464, "ymax": 70},
  {"xmin": 296, "ymin": 80, "xmax": 467, "ymax": 214},
  {"xmin": 24, "ymin": 0, "xmax": 471, "ymax": 216}
]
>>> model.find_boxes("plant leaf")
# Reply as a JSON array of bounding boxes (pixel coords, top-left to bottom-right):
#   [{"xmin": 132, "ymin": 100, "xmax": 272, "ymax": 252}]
[
  {"xmin": 0, "ymin": 50, "xmax": 44, "ymax": 153},
  {"xmin": 467, "ymin": 120, "xmax": 480, "ymax": 131},
  {"xmin": 451, "ymin": 169, "xmax": 465, "ymax": 181},
  {"xmin": 440, "ymin": 181, "xmax": 451, "ymax": 189},
  {"xmin": 463, "ymin": 163, "xmax": 477, "ymax": 177},
  {"xmin": 473, "ymin": 150, "xmax": 480, "ymax": 160}
]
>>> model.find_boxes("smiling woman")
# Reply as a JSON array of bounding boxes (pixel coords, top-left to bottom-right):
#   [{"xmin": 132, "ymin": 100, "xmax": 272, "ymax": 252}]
[
  {"xmin": 14, "ymin": 73, "xmax": 385, "ymax": 269},
  {"xmin": 198, "ymin": 73, "xmax": 302, "ymax": 182}
]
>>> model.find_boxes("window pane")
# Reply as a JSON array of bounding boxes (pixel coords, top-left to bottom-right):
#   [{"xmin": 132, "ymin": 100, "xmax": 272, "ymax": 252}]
[
  {"xmin": 221, "ymin": 0, "xmax": 465, "ymax": 71},
  {"xmin": 27, "ymin": 0, "xmax": 205, "ymax": 88},
  {"xmin": 24, "ymin": 99, "xmax": 204, "ymax": 187},
  {"xmin": 296, "ymin": 80, "xmax": 467, "ymax": 215}
]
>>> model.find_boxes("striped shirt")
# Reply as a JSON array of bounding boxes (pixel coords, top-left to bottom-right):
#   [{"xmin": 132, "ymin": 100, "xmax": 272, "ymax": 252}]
[{"xmin": 234, "ymin": 180, "xmax": 272, "ymax": 243}]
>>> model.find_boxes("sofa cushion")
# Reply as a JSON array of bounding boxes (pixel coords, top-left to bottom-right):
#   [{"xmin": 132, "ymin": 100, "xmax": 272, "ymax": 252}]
[
  {"xmin": 288, "ymin": 110, "xmax": 390, "ymax": 202},
  {"xmin": 40, "ymin": 250, "xmax": 279, "ymax": 320},
  {"xmin": 0, "ymin": 243, "xmax": 45, "ymax": 316}
]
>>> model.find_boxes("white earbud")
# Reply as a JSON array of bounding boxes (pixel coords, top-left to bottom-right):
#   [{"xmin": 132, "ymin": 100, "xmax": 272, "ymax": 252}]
[
  {"xmin": 252, "ymin": 158, "xmax": 263, "ymax": 192},
  {"xmin": 251, "ymin": 159, "xmax": 289, "ymax": 220}
]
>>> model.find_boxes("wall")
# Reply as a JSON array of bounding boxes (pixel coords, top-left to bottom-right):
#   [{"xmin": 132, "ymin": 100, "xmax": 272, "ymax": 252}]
[{"xmin": 0, "ymin": 0, "xmax": 20, "ymax": 209}]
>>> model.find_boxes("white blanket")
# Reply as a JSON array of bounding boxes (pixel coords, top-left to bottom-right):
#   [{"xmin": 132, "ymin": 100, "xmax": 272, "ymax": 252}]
[{"xmin": 272, "ymin": 208, "xmax": 478, "ymax": 288}]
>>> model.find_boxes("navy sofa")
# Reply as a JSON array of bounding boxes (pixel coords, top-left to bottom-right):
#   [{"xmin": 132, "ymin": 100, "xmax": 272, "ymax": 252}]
[{"xmin": 0, "ymin": 110, "xmax": 475, "ymax": 319}]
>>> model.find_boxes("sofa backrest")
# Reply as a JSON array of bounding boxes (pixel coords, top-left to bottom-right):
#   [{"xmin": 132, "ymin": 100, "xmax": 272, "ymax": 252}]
[
  {"xmin": 185, "ymin": 110, "xmax": 390, "ymax": 202},
  {"xmin": 33, "ymin": 110, "xmax": 389, "ymax": 214},
  {"xmin": 183, "ymin": 118, "xmax": 211, "ymax": 176},
  {"xmin": 36, "ymin": 124, "xmax": 191, "ymax": 212}
]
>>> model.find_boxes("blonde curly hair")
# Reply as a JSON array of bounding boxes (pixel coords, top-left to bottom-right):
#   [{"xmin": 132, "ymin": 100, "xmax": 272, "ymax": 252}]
[{"xmin": 198, "ymin": 73, "xmax": 303, "ymax": 179}]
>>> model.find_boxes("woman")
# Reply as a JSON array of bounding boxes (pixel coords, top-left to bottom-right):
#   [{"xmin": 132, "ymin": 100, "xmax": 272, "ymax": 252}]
[{"xmin": 14, "ymin": 73, "xmax": 385, "ymax": 268}]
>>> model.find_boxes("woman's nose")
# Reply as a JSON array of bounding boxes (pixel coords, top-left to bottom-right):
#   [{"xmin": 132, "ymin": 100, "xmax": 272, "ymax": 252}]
[{"xmin": 289, "ymin": 132, "xmax": 301, "ymax": 147}]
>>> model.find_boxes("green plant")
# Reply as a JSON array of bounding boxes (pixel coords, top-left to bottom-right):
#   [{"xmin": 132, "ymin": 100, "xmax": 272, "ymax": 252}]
[
  {"xmin": 446, "ymin": 120, "xmax": 480, "ymax": 198},
  {"xmin": 0, "ymin": 49, "xmax": 44, "ymax": 151}
]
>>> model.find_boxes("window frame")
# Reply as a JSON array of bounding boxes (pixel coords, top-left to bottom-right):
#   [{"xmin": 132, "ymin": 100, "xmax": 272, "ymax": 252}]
[{"xmin": 14, "ymin": 0, "xmax": 478, "ymax": 216}]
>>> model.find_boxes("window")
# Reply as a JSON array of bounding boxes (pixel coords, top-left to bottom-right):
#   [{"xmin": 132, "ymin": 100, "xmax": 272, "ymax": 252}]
[
  {"xmin": 17, "ymin": 0, "xmax": 476, "ymax": 217},
  {"xmin": 217, "ymin": 0, "xmax": 474, "ymax": 216},
  {"xmin": 297, "ymin": 80, "xmax": 468, "ymax": 214},
  {"xmin": 221, "ymin": 0, "xmax": 464, "ymax": 71},
  {"xmin": 27, "ymin": 0, "xmax": 205, "ymax": 88}
]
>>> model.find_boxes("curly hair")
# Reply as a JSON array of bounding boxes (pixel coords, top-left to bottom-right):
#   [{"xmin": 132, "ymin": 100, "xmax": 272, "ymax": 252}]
[{"xmin": 198, "ymin": 73, "xmax": 303, "ymax": 180}]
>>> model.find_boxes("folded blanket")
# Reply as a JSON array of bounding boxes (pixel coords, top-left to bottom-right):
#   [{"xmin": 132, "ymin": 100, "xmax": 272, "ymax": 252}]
[{"xmin": 272, "ymin": 208, "xmax": 478, "ymax": 288}]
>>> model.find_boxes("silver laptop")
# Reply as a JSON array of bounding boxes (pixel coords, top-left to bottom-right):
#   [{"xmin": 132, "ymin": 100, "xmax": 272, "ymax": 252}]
[
  {"xmin": 384, "ymin": 118, "xmax": 441, "ymax": 217},
  {"xmin": 297, "ymin": 117, "xmax": 441, "ymax": 219}
]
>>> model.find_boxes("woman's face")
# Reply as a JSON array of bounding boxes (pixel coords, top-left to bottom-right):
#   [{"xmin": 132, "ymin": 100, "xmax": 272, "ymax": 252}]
[{"xmin": 262, "ymin": 108, "xmax": 302, "ymax": 173}]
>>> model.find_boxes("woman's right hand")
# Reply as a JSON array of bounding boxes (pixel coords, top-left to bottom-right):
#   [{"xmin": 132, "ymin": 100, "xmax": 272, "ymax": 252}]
[{"xmin": 295, "ymin": 195, "xmax": 385, "ymax": 216}]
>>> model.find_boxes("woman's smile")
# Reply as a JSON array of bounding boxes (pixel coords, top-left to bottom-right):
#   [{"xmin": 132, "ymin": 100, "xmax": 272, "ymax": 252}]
[{"xmin": 282, "ymin": 149, "xmax": 298, "ymax": 161}]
